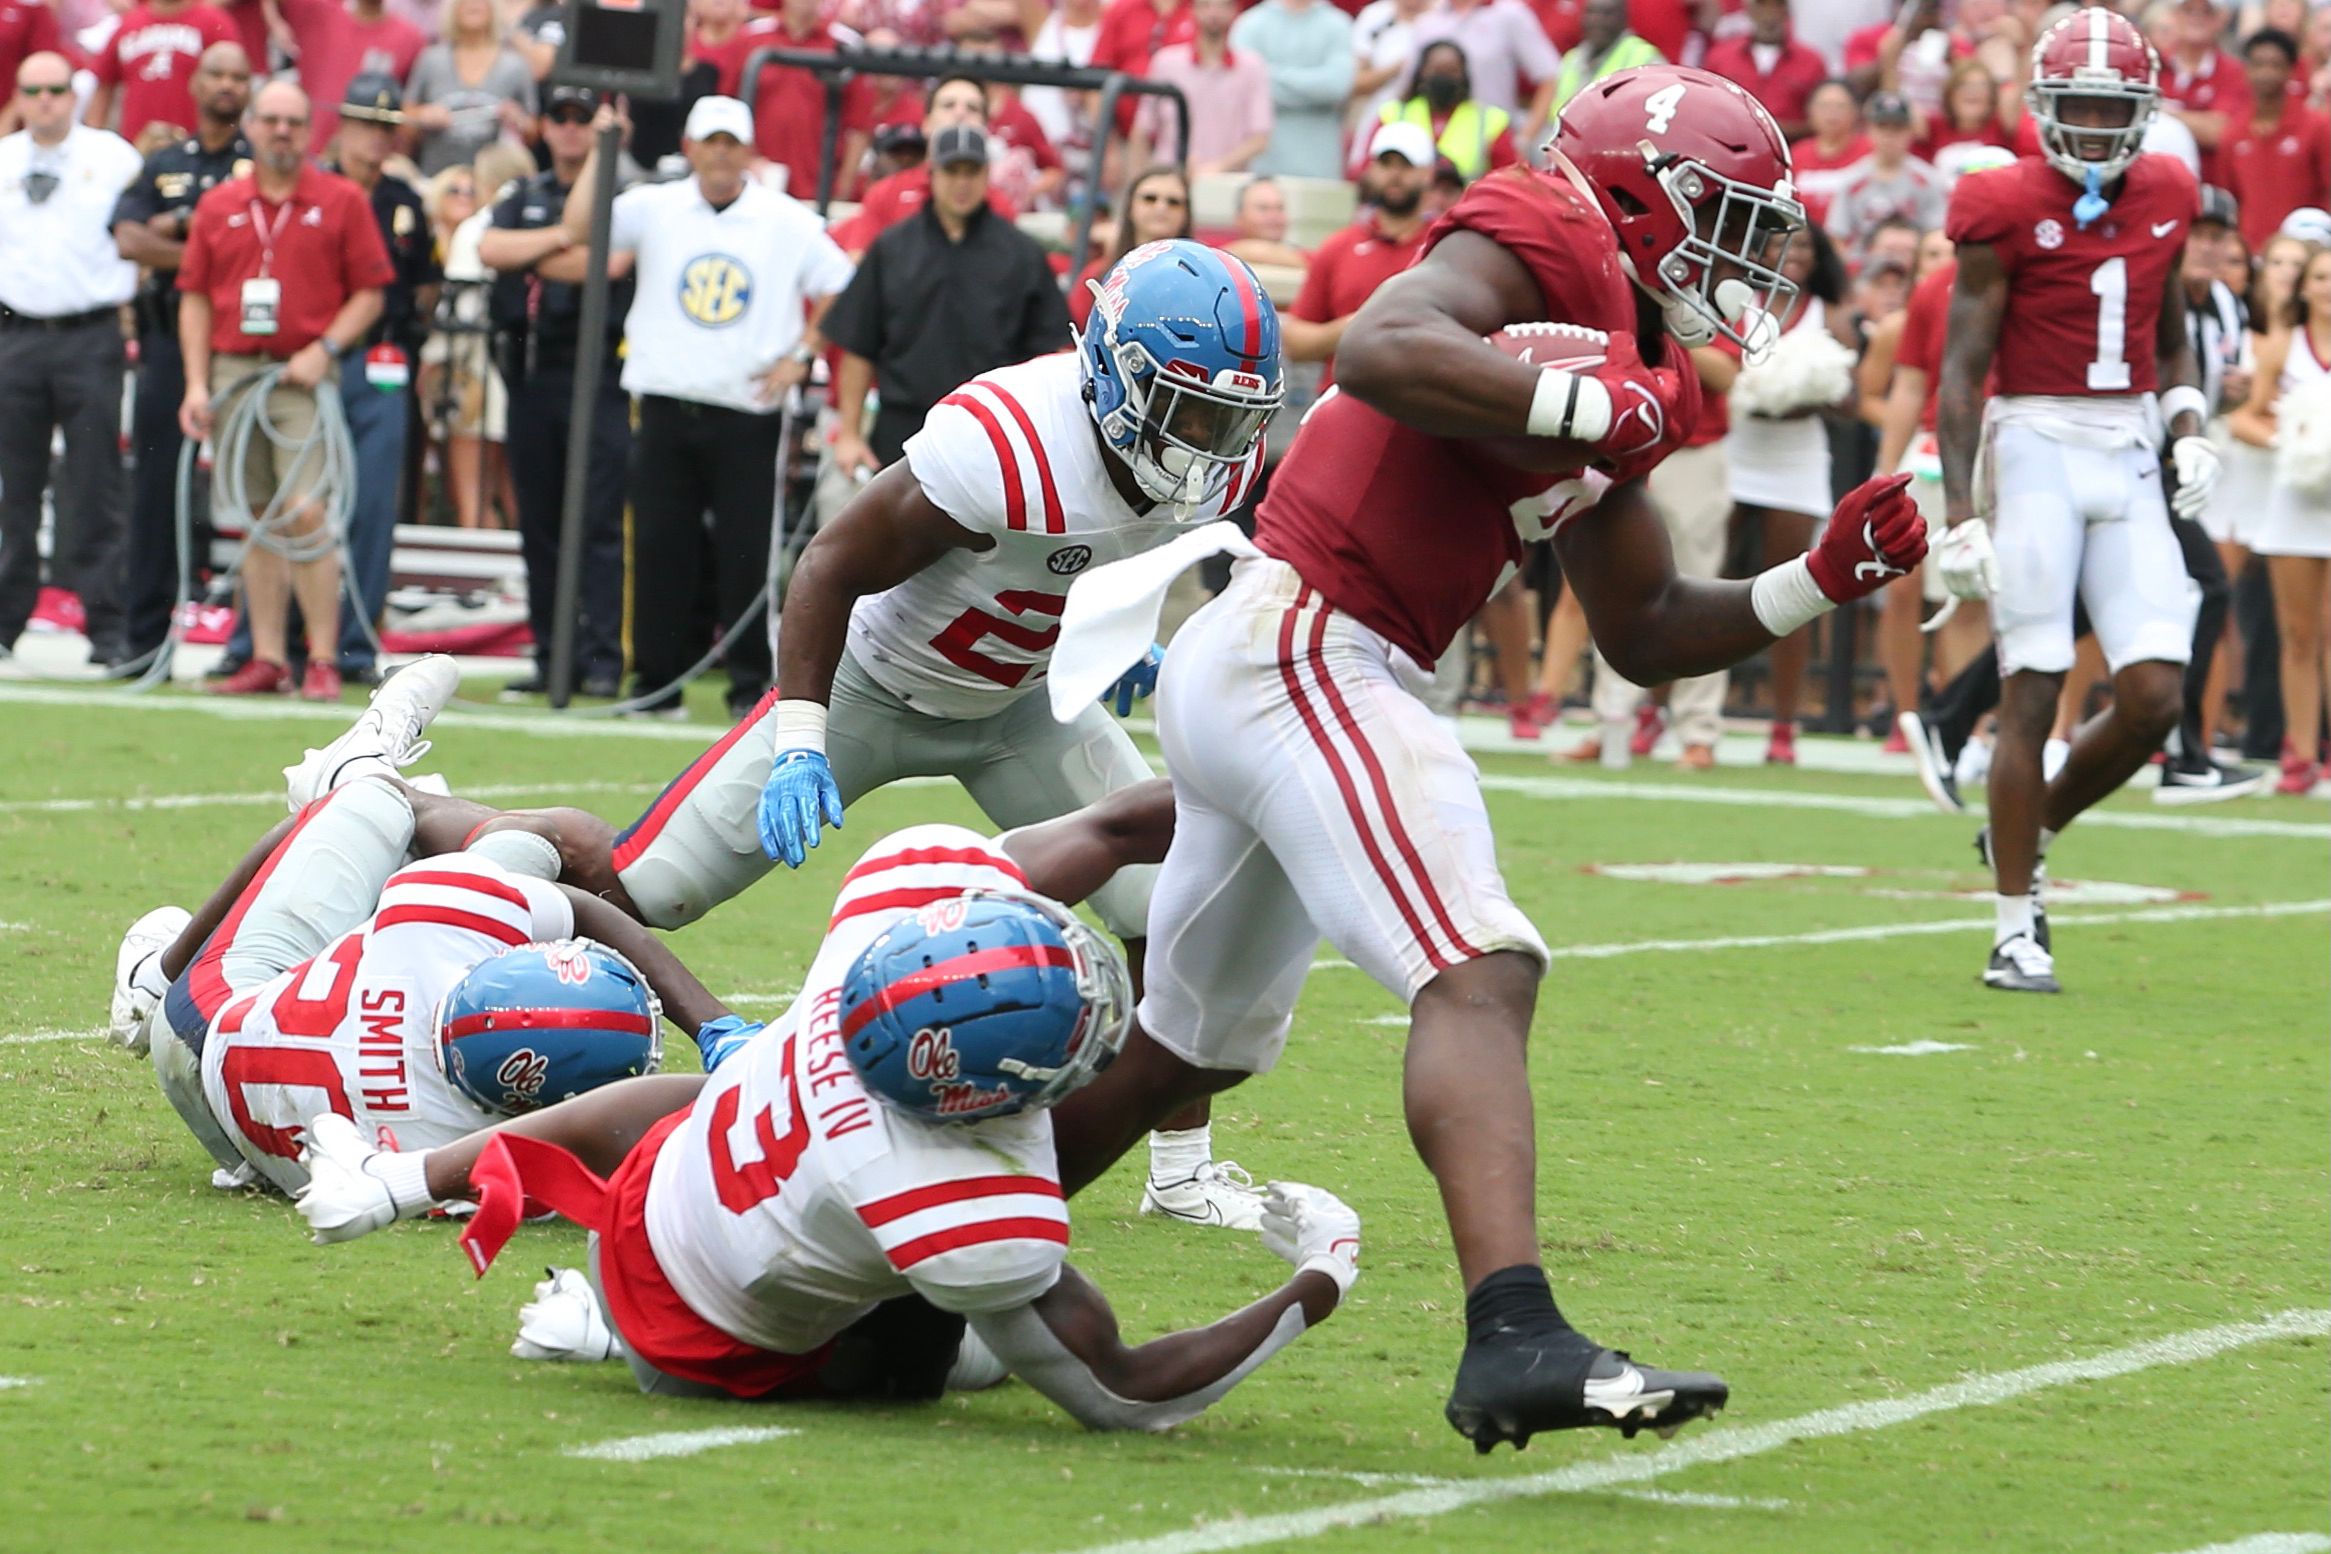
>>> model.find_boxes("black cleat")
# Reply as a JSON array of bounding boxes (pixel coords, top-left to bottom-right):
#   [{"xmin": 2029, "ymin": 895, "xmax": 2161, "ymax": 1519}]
[{"xmin": 1446, "ymin": 1332, "xmax": 1728, "ymax": 1453}]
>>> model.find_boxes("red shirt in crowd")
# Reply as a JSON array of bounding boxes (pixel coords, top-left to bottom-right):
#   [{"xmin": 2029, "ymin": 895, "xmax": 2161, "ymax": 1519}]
[
  {"xmin": 1699, "ymin": 31, "xmax": 1829, "ymax": 132},
  {"xmin": 831, "ymin": 161, "xmax": 1017, "ymax": 252},
  {"xmin": 1788, "ymin": 131, "xmax": 1870, "ymax": 227},
  {"xmin": 1531, "ymin": 0, "xmax": 1582, "ymax": 51},
  {"xmin": 716, "ymin": 16, "xmax": 878, "ymax": 197},
  {"xmin": 1915, "ymin": 122, "xmax": 2009, "ymax": 165},
  {"xmin": 1625, "ymin": 0, "xmax": 1695, "ymax": 63},
  {"xmin": 217, "ymin": 0, "xmax": 270, "ymax": 79},
  {"xmin": 278, "ymin": 0, "xmax": 427, "ymax": 152},
  {"xmin": 93, "ymin": 0, "xmax": 240, "ymax": 144},
  {"xmin": 178, "ymin": 164, "xmax": 395, "ymax": 357},
  {"xmin": 1289, "ymin": 210, "xmax": 1431, "ymax": 387},
  {"xmin": 0, "ymin": 0, "xmax": 63, "ymax": 99},
  {"xmin": 1089, "ymin": 0, "xmax": 1194, "ymax": 132},
  {"xmin": 2224, "ymin": 103, "xmax": 2331, "ymax": 249},
  {"xmin": 2161, "ymin": 48, "xmax": 2253, "ymax": 185},
  {"xmin": 1895, "ymin": 258, "xmax": 1953, "ymax": 434}
]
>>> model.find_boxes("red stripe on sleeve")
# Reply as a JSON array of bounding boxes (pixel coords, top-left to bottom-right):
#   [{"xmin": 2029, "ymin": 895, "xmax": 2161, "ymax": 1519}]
[
  {"xmin": 858, "ymin": 1173, "xmax": 1065, "ymax": 1228},
  {"xmin": 939, "ymin": 391, "xmax": 1029, "ymax": 531},
  {"xmin": 385, "ymin": 868, "xmax": 531, "ymax": 912},
  {"xmin": 884, "ymin": 1216, "xmax": 1071, "ymax": 1271},
  {"xmin": 371, "ymin": 904, "xmax": 531, "ymax": 946},
  {"xmin": 840, "ymin": 845, "xmax": 1030, "ymax": 890},
  {"xmin": 830, "ymin": 885, "xmax": 981, "ymax": 929},
  {"xmin": 974, "ymin": 384, "xmax": 1066, "ymax": 534}
]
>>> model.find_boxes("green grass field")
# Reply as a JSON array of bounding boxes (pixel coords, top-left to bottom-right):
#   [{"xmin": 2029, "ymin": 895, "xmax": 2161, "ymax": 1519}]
[{"xmin": 2, "ymin": 682, "xmax": 2324, "ymax": 1554}]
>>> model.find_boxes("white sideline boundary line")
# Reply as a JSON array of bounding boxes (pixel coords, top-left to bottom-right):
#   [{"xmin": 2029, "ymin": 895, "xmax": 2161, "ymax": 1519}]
[
  {"xmin": 561, "ymin": 1424, "xmax": 798, "ymax": 1461},
  {"xmin": 1545, "ymin": 898, "xmax": 2330, "ymax": 961},
  {"xmin": 2159, "ymin": 1537, "xmax": 2331, "ymax": 1554},
  {"xmin": 0, "ymin": 778, "xmax": 660, "ymax": 817},
  {"xmin": 0, "ymin": 1028, "xmax": 106, "ymax": 1046},
  {"xmin": 1045, "ymin": 1308, "xmax": 2331, "ymax": 1554}
]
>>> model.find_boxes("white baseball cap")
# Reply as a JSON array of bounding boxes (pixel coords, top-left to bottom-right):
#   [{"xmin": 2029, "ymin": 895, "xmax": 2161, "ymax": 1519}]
[
  {"xmin": 2280, "ymin": 207, "xmax": 2331, "ymax": 247},
  {"xmin": 1368, "ymin": 120, "xmax": 1437, "ymax": 168},
  {"xmin": 685, "ymin": 95, "xmax": 755, "ymax": 146}
]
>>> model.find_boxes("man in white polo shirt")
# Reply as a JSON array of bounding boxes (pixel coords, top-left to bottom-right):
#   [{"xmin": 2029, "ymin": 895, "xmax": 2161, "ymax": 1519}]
[{"xmin": 564, "ymin": 96, "xmax": 854, "ymax": 719}]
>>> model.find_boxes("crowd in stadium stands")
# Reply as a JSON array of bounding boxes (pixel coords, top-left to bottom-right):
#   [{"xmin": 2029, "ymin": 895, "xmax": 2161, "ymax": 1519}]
[{"xmin": 0, "ymin": 0, "xmax": 2326, "ymax": 776}]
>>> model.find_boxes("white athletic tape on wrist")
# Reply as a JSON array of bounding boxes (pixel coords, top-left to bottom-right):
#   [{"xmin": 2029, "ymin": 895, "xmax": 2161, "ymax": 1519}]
[
  {"xmin": 1749, "ymin": 553, "xmax": 1833, "ymax": 638},
  {"xmin": 463, "ymin": 827, "xmax": 563, "ymax": 881},
  {"xmin": 2158, "ymin": 385, "xmax": 2206, "ymax": 429},
  {"xmin": 771, "ymin": 698, "xmax": 827, "ymax": 756},
  {"xmin": 1527, "ymin": 367, "xmax": 1613, "ymax": 443},
  {"xmin": 369, "ymin": 1147, "xmax": 437, "ymax": 1219},
  {"xmin": 1297, "ymin": 1251, "xmax": 1358, "ymax": 1299}
]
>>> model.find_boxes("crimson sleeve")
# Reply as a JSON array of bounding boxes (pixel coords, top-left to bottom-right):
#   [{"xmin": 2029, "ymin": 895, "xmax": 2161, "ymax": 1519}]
[
  {"xmin": 1943, "ymin": 165, "xmax": 2018, "ymax": 247},
  {"xmin": 91, "ymin": 24, "xmax": 123, "ymax": 86},
  {"xmin": 1288, "ymin": 237, "xmax": 1336, "ymax": 322},
  {"xmin": 1425, "ymin": 168, "xmax": 1595, "ymax": 319}
]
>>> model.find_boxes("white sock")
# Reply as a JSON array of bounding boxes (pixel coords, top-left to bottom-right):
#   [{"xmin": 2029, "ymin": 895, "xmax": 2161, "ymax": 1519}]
[
  {"xmin": 1147, "ymin": 1125, "xmax": 1211, "ymax": 1182},
  {"xmin": 1995, "ymin": 893, "xmax": 2035, "ymax": 946},
  {"xmin": 365, "ymin": 1147, "xmax": 438, "ymax": 1219}
]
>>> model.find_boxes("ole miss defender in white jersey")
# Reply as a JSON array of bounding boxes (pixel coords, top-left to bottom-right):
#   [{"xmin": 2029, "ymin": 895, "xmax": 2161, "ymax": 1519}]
[
  {"xmin": 561, "ymin": 240, "xmax": 1281, "ymax": 1229},
  {"xmin": 1038, "ymin": 65, "xmax": 1930, "ymax": 1452},
  {"xmin": 1932, "ymin": 8, "xmax": 2219, "ymax": 994},
  {"xmin": 291, "ymin": 791, "xmax": 1367, "ymax": 1427},
  {"xmin": 109, "ymin": 659, "xmax": 737, "ymax": 1196}
]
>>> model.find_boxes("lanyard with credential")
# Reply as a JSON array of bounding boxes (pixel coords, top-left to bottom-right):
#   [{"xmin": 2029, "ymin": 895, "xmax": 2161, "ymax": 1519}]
[{"xmin": 247, "ymin": 196, "xmax": 296, "ymax": 279}]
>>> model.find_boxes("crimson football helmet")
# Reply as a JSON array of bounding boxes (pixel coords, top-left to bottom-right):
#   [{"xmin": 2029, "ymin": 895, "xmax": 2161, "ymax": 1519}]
[
  {"xmin": 1550, "ymin": 65, "xmax": 1805, "ymax": 357},
  {"xmin": 2028, "ymin": 6, "xmax": 2159, "ymax": 186}
]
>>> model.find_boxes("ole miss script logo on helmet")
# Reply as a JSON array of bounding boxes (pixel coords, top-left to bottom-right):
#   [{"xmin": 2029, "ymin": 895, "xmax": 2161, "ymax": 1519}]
[
  {"xmin": 907, "ymin": 1027, "xmax": 962, "ymax": 1082},
  {"xmin": 495, "ymin": 1047, "xmax": 551, "ymax": 1100}
]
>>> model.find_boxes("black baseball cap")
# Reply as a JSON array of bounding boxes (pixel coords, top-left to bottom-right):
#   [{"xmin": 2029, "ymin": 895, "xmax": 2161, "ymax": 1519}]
[
  {"xmin": 931, "ymin": 123, "xmax": 988, "ymax": 169},
  {"xmin": 1865, "ymin": 89, "xmax": 1912, "ymax": 126},
  {"xmin": 341, "ymin": 71, "xmax": 404, "ymax": 124},
  {"xmin": 545, "ymin": 82, "xmax": 601, "ymax": 117},
  {"xmin": 2195, "ymin": 183, "xmax": 2239, "ymax": 230},
  {"xmin": 873, "ymin": 121, "xmax": 927, "ymax": 157}
]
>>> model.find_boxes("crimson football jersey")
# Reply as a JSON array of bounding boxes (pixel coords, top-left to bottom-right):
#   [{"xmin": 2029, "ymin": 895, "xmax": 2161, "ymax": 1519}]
[
  {"xmin": 1944, "ymin": 153, "xmax": 2199, "ymax": 399},
  {"xmin": 1253, "ymin": 167, "xmax": 1653, "ymax": 666}
]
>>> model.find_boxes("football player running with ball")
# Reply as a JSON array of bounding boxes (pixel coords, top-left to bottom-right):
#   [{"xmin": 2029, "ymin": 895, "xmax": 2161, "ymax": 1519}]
[
  {"xmin": 292, "ymin": 787, "xmax": 1366, "ymax": 1427},
  {"xmin": 1036, "ymin": 65, "xmax": 1928, "ymax": 1453},
  {"xmin": 1934, "ymin": 9, "xmax": 2216, "ymax": 994}
]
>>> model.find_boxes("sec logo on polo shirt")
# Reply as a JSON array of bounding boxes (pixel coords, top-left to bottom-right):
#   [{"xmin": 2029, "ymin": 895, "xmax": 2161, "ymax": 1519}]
[{"xmin": 679, "ymin": 253, "xmax": 753, "ymax": 328}]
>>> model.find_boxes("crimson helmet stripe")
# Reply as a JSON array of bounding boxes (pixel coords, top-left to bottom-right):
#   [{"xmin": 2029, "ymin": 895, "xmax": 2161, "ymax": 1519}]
[
  {"xmin": 837, "ymin": 942, "xmax": 1078, "ymax": 1040},
  {"xmin": 858, "ymin": 1172, "xmax": 1065, "ymax": 1228},
  {"xmin": 442, "ymin": 1007, "xmax": 658, "ymax": 1039},
  {"xmin": 1221, "ymin": 254, "xmax": 1263, "ymax": 361}
]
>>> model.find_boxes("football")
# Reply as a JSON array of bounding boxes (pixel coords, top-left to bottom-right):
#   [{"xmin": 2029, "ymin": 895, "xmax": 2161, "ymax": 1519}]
[{"xmin": 1472, "ymin": 322, "xmax": 1612, "ymax": 474}]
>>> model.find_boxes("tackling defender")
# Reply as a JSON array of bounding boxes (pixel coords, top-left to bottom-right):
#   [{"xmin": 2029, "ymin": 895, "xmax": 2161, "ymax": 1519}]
[
  {"xmin": 1933, "ymin": 9, "xmax": 2218, "ymax": 993},
  {"xmin": 291, "ymin": 793, "xmax": 1367, "ymax": 1428},
  {"xmin": 1040, "ymin": 65, "xmax": 1930, "ymax": 1452}
]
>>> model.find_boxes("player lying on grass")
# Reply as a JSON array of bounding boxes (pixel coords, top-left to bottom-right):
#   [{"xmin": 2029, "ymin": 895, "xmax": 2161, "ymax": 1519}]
[
  {"xmin": 108, "ymin": 658, "xmax": 736, "ymax": 1194},
  {"xmin": 287, "ymin": 795, "xmax": 1364, "ymax": 1428}
]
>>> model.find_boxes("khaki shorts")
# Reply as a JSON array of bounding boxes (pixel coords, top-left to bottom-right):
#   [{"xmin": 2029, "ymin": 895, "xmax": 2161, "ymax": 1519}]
[{"xmin": 212, "ymin": 352, "xmax": 323, "ymax": 517}]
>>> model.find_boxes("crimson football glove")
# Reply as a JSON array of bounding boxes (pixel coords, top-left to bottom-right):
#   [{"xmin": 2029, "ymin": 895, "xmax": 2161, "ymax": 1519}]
[
  {"xmin": 1806, "ymin": 473, "xmax": 1925, "ymax": 604},
  {"xmin": 1598, "ymin": 337, "xmax": 1704, "ymax": 484}
]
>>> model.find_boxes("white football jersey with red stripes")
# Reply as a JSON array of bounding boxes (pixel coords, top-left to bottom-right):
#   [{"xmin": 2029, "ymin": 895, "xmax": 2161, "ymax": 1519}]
[
  {"xmin": 644, "ymin": 824, "xmax": 1073, "ymax": 1356},
  {"xmin": 848, "ymin": 351, "xmax": 1266, "ymax": 721},
  {"xmin": 199, "ymin": 857, "xmax": 575, "ymax": 1194}
]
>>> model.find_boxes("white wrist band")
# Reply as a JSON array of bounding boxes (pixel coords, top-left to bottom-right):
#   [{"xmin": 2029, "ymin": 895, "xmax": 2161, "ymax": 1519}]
[
  {"xmin": 2158, "ymin": 385, "xmax": 2206, "ymax": 429},
  {"xmin": 1749, "ymin": 554, "xmax": 1834, "ymax": 637},
  {"xmin": 1296, "ymin": 1252, "xmax": 1358, "ymax": 1299},
  {"xmin": 772, "ymin": 698, "xmax": 828, "ymax": 755},
  {"xmin": 1526, "ymin": 367, "xmax": 1612, "ymax": 442}
]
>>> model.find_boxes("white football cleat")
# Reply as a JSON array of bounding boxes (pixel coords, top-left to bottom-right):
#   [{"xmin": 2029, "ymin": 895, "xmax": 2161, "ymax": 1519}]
[
  {"xmin": 294, "ymin": 1114, "xmax": 403, "ymax": 1244},
  {"xmin": 284, "ymin": 654, "xmax": 461, "ymax": 811},
  {"xmin": 109, "ymin": 904, "xmax": 190, "ymax": 1054},
  {"xmin": 513, "ymin": 1267, "xmax": 623, "ymax": 1362},
  {"xmin": 1139, "ymin": 1159, "xmax": 1266, "ymax": 1231}
]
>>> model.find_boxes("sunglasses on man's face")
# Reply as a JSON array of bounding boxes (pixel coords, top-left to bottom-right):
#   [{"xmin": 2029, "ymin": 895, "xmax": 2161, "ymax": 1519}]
[
  {"xmin": 17, "ymin": 83, "xmax": 72, "ymax": 97},
  {"xmin": 547, "ymin": 108, "xmax": 593, "ymax": 125}
]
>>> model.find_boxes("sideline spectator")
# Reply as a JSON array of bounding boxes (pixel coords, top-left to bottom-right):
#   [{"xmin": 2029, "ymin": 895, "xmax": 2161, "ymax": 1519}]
[
  {"xmin": 720, "ymin": 0, "xmax": 871, "ymax": 200},
  {"xmin": 275, "ymin": 0, "xmax": 426, "ymax": 153},
  {"xmin": 85, "ymin": 0, "xmax": 237, "ymax": 144},
  {"xmin": 1024, "ymin": 0, "xmax": 1102, "ymax": 176},
  {"xmin": 2160, "ymin": 0, "xmax": 2254, "ymax": 186},
  {"xmin": 979, "ymin": 76, "xmax": 1065, "ymax": 210},
  {"xmin": 1546, "ymin": 0, "xmax": 1660, "ymax": 117},
  {"xmin": 1844, "ymin": 0, "xmax": 1967, "ymax": 121},
  {"xmin": 1825, "ymin": 91, "xmax": 1946, "ymax": 258},
  {"xmin": 1790, "ymin": 79, "xmax": 1869, "ymax": 228},
  {"xmin": 113, "ymin": 41, "xmax": 251, "ymax": 665},
  {"xmin": 480, "ymin": 82, "xmax": 631, "ymax": 698},
  {"xmin": 1701, "ymin": 0, "xmax": 1828, "ymax": 140},
  {"xmin": 2224, "ymin": 28, "xmax": 2331, "ymax": 250},
  {"xmin": 1350, "ymin": 0, "xmax": 1429, "ymax": 132},
  {"xmin": 831, "ymin": 75, "xmax": 1011, "ymax": 254},
  {"xmin": 1371, "ymin": 39, "xmax": 1515, "ymax": 181},
  {"xmin": 0, "ymin": 51, "xmax": 141, "ymax": 669},
  {"xmin": 1285, "ymin": 118, "xmax": 1428, "ymax": 384},
  {"xmin": 823, "ymin": 123, "xmax": 1069, "ymax": 477},
  {"xmin": 564, "ymin": 95, "xmax": 852, "ymax": 718},
  {"xmin": 1133, "ymin": 0, "xmax": 1272, "ymax": 176},
  {"xmin": 1089, "ymin": 0, "xmax": 1195, "ymax": 135},
  {"xmin": 832, "ymin": 0, "xmax": 945, "ymax": 49},
  {"xmin": 1406, "ymin": 0, "xmax": 1557, "ymax": 144},
  {"xmin": 1232, "ymin": 0, "xmax": 1353, "ymax": 179},
  {"xmin": 177, "ymin": 80, "xmax": 392, "ymax": 700},
  {"xmin": 0, "ymin": 0, "xmax": 63, "ymax": 138},
  {"xmin": 1067, "ymin": 162, "xmax": 1190, "ymax": 329},
  {"xmin": 1219, "ymin": 175, "xmax": 1309, "ymax": 270},
  {"xmin": 1916, "ymin": 55, "xmax": 2013, "ymax": 179},
  {"xmin": 403, "ymin": 0, "xmax": 538, "ymax": 177}
]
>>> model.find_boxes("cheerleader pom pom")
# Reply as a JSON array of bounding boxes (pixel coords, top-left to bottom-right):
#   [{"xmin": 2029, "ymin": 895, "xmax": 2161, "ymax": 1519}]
[
  {"xmin": 2275, "ymin": 379, "xmax": 2331, "ymax": 497},
  {"xmin": 1730, "ymin": 326, "xmax": 1857, "ymax": 418}
]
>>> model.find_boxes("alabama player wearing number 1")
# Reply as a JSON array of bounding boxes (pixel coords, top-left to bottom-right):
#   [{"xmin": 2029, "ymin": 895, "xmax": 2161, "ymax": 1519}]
[
  {"xmin": 291, "ymin": 785, "xmax": 1366, "ymax": 1428},
  {"xmin": 1039, "ymin": 65, "xmax": 1929, "ymax": 1452},
  {"xmin": 1934, "ymin": 8, "xmax": 2218, "ymax": 995},
  {"xmin": 593, "ymin": 239, "xmax": 1280, "ymax": 1230}
]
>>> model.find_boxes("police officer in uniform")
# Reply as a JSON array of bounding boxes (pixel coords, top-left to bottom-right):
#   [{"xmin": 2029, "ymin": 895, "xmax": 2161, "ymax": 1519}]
[
  {"xmin": 110, "ymin": 40, "xmax": 251, "ymax": 664},
  {"xmin": 478, "ymin": 82, "xmax": 630, "ymax": 698}
]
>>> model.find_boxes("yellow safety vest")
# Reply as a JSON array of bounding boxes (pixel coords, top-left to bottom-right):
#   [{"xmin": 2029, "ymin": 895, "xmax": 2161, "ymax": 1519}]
[
  {"xmin": 1381, "ymin": 97, "xmax": 1511, "ymax": 182},
  {"xmin": 1550, "ymin": 33, "xmax": 1664, "ymax": 113}
]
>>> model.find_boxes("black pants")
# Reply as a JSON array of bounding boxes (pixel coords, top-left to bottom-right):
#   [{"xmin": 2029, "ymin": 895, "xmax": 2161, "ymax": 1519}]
[
  {"xmin": 2232, "ymin": 555, "xmax": 2284, "ymax": 758},
  {"xmin": 0, "ymin": 319, "xmax": 128, "ymax": 655},
  {"xmin": 628, "ymin": 394, "xmax": 779, "ymax": 708},
  {"xmin": 508, "ymin": 370, "xmax": 630, "ymax": 684},
  {"xmin": 870, "ymin": 401, "xmax": 927, "ymax": 469},
  {"xmin": 126, "ymin": 327, "xmax": 199, "ymax": 658},
  {"xmin": 1926, "ymin": 514, "xmax": 2226, "ymax": 764}
]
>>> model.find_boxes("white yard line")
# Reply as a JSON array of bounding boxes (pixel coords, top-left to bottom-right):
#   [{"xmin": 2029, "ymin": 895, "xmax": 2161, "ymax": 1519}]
[
  {"xmin": 0, "ymin": 1377, "xmax": 38, "ymax": 1390},
  {"xmin": 1253, "ymin": 1470, "xmax": 1785, "ymax": 1512},
  {"xmin": 0, "ymin": 778, "xmax": 660, "ymax": 817},
  {"xmin": 1046, "ymin": 1308, "xmax": 2331, "ymax": 1554},
  {"xmin": 1849, "ymin": 1041, "xmax": 1976, "ymax": 1056},
  {"xmin": 1546, "ymin": 898, "xmax": 2330, "ymax": 961},
  {"xmin": 560, "ymin": 1424, "xmax": 798, "ymax": 1462},
  {"xmin": 0, "ymin": 1029, "xmax": 106, "ymax": 1046},
  {"xmin": 2157, "ymin": 1537, "xmax": 2331, "ymax": 1554}
]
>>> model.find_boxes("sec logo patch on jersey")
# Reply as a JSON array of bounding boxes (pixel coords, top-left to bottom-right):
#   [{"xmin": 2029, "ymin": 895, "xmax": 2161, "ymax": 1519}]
[
  {"xmin": 679, "ymin": 254, "xmax": 753, "ymax": 328},
  {"xmin": 2034, "ymin": 219, "xmax": 2065, "ymax": 250},
  {"xmin": 1047, "ymin": 544, "xmax": 1093, "ymax": 575}
]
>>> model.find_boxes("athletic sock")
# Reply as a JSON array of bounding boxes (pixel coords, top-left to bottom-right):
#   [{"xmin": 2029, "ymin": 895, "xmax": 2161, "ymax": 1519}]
[
  {"xmin": 1995, "ymin": 892, "xmax": 2036, "ymax": 945},
  {"xmin": 1147, "ymin": 1125, "xmax": 1211, "ymax": 1183},
  {"xmin": 1464, "ymin": 1264, "xmax": 1584, "ymax": 1346}
]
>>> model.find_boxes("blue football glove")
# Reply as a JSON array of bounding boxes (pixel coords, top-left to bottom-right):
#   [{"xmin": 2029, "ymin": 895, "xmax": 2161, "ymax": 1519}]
[
  {"xmin": 695, "ymin": 1014, "xmax": 764, "ymax": 1073},
  {"xmin": 756, "ymin": 748, "xmax": 845, "ymax": 867},
  {"xmin": 1102, "ymin": 642, "xmax": 1163, "ymax": 718}
]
